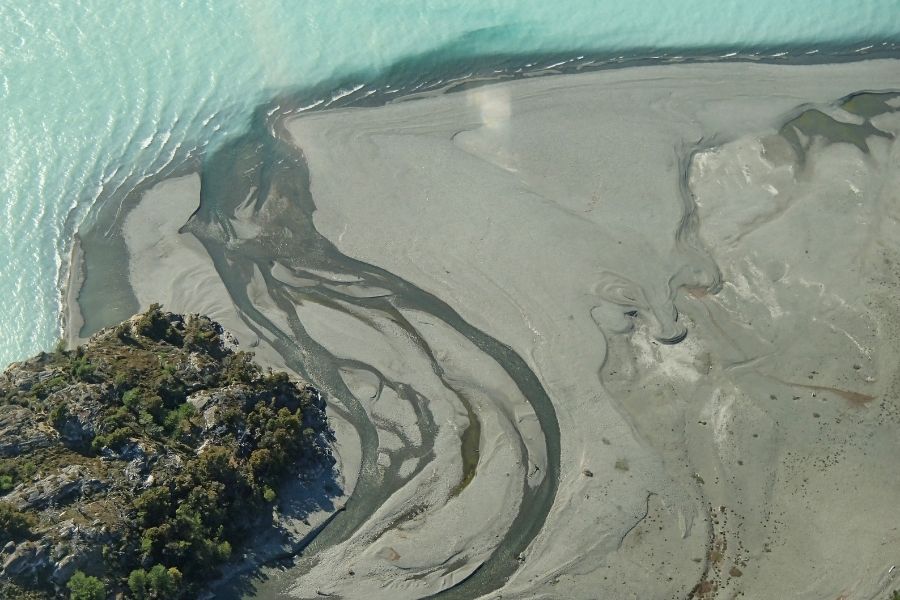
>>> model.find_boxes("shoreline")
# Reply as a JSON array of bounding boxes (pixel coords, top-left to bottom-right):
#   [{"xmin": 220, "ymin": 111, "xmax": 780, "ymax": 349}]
[
  {"xmin": 53, "ymin": 45, "xmax": 900, "ymax": 352},
  {"xmin": 61, "ymin": 233, "xmax": 85, "ymax": 349},
  {"xmin": 63, "ymin": 58, "xmax": 900, "ymax": 599},
  {"xmin": 56, "ymin": 49, "xmax": 900, "ymax": 351}
]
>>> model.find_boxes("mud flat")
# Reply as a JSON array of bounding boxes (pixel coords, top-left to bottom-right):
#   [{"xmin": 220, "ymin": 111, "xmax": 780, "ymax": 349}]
[{"xmin": 73, "ymin": 59, "xmax": 900, "ymax": 599}]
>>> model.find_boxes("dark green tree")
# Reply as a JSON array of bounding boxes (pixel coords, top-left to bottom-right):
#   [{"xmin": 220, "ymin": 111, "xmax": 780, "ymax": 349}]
[{"xmin": 66, "ymin": 571, "xmax": 105, "ymax": 600}]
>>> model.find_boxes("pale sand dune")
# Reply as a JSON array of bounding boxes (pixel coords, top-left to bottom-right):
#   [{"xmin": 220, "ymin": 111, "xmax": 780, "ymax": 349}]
[{"xmin": 104, "ymin": 60, "xmax": 900, "ymax": 599}]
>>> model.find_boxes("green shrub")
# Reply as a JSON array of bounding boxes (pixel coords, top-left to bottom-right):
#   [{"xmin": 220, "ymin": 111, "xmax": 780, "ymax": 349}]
[
  {"xmin": 0, "ymin": 502, "xmax": 35, "ymax": 541},
  {"xmin": 0, "ymin": 459, "xmax": 36, "ymax": 494},
  {"xmin": 134, "ymin": 304, "xmax": 182, "ymax": 345},
  {"xmin": 112, "ymin": 371, "xmax": 129, "ymax": 388},
  {"xmin": 50, "ymin": 403, "xmax": 69, "ymax": 429},
  {"xmin": 70, "ymin": 356, "xmax": 95, "ymax": 382},
  {"xmin": 134, "ymin": 486, "xmax": 171, "ymax": 527},
  {"xmin": 127, "ymin": 569, "xmax": 149, "ymax": 600},
  {"xmin": 149, "ymin": 564, "xmax": 181, "ymax": 598},
  {"xmin": 163, "ymin": 403, "xmax": 195, "ymax": 436},
  {"xmin": 183, "ymin": 315, "xmax": 221, "ymax": 355},
  {"xmin": 223, "ymin": 352, "xmax": 258, "ymax": 384},
  {"xmin": 122, "ymin": 388, "xmax": 141, "ymax": 410},
  {"xmin": 66, "ymin": 571, "xmax": 105, "ymax": 600},
  {"xmin": 91, "ymin": 426, "xmax": 131, "ymax": 452},
  {"xmin": 31, "ymin": 375, "xmax": 69, "ymax": 398},
  {"xmin": 127, "ymin": 565, "xmax": 182, "ymax": 599}
]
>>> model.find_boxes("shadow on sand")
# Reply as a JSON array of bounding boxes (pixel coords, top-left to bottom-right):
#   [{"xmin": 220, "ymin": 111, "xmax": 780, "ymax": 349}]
[{"xmin": 204, "ymin": 453, "xmax": 345, "ymax": 600}]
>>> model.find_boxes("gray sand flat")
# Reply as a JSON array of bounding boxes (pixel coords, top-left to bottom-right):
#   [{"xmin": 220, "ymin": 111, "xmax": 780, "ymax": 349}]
[
  {"xmin": 285, "ymin": 60, "xmax": 900, "ymax": 599},
  {"xmin": 93, "ymin": 60, "xmax": 900, "ymax": 599}
]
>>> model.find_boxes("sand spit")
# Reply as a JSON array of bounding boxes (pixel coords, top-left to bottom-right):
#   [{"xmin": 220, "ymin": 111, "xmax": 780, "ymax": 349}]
[
  {"xmin": 74, "ymin": 59, "xmax": 900, "ymax": 599},
  {"xmin": 62, "ymin": 234, "xmax": 86, "ymax": 349}
]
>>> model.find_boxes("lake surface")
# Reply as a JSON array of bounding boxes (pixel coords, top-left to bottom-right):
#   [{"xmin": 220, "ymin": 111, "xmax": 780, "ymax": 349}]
[{"xmin": 2, "ymin": 0, "xmax": 900, "ymax": 366}]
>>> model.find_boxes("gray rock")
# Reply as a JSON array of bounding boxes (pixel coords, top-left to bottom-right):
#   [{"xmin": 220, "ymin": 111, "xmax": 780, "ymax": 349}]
[
  {"xmin": 0, "ymin": 404, "xmax": 54, "ymax": 457},
  {"xmin": 56, "ymin": 519, "xmax": 77, "ymax": 540},
  {"xmin": 50, "ymin": 553, "xmax": 79, "ymax": 584},
  {"xmin": 101, "ymin": 440, "xmax": 147, "ymax": 463},
  {"xmin": 0, "ymin": 356, "xmax": 55, "ymax": 392},
  {"xmin": 46, "ymin": 383, "xmax": 106, "ymax": 446},
  {"xmin": 5, "ymin": 465, "xmax": 104, "ymax": 511},
  {"xmin": 123, "ymin": 456, "xmax": 149, "ymax": 483},
  {"xmin": 179, "ymin": 352, "xmax": 221, "ymax": 391},
  {"xmin": 2, "ymin": 541, "xmax": 49, "ymax": 578}
]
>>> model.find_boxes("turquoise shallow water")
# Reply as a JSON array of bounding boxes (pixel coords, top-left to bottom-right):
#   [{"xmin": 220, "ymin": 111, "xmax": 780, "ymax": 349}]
[{"xmin": 1, "ymin": 0, "xmax": 900, "ymax": 368}]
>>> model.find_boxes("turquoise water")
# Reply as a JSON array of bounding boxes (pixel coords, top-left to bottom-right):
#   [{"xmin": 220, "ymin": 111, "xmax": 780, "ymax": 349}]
[{"xmin": 1, "ymin": 0, "xmax": 900, "ymax": 368}]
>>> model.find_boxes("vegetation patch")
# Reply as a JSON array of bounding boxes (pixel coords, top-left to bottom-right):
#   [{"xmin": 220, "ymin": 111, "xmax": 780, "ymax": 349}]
[{"xmin": 0, "ymin": 305, "xmax": 332, "ymax": 598}]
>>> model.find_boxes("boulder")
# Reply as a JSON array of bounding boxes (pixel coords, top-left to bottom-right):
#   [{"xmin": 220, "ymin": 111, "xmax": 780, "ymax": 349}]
[
  {"xmin": 1, "ymin": 541, "xmax": 50, "ymax": 579},
  {"xmin": 50, "ymin": 553, "xmax": 79, "ymax": 585}
]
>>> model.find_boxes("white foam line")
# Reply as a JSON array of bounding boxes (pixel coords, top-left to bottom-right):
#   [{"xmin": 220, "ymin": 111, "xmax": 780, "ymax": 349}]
[
  {"xmin": 296, "ymin": 99, "xmax": 325, "ymax": 112},
  {"xmin": 326, "ymin": 84, "xmax": 365, "ymax": 106}
]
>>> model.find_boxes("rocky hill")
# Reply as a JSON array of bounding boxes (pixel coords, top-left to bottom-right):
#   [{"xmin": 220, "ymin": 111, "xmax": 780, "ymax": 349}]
[{"xmin": 0, "ymin": 305, "xmax": 332, "ymax": 599}]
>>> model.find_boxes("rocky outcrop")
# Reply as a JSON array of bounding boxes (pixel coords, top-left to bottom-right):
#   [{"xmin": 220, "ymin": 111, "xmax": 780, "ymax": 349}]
[
  {"xmin": 4, "ymin": 466, "xmax": 104, "ymax": 512},
  {"xmin": 47, "ymin": 384, "xmax": 105, "ymax": 447},
  {"xmin": 0, "ymin": 405, "xmax": 53, "ymax": 457},
  {"xmin": 0, "ymin": 305, "xmax": 332, "ymax": 599}
]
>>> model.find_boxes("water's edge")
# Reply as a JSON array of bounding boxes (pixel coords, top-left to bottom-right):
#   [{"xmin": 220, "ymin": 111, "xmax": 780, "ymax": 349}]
[
  {"xmin": 64, "ymin": 44, "xmax": 900, "ymax": 342},
  {"xmin": 64, "ymin": 49, "xmax": 900, "ymax": 600}
]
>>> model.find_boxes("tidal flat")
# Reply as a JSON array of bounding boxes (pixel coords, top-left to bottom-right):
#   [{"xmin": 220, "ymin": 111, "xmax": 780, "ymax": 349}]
[{"xmin": 70, "ymin": 59, "xmax": 900, "ymax": 599}]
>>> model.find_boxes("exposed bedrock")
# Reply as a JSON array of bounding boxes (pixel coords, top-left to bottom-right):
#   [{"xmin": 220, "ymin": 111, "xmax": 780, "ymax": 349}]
[{"xmin": 73, "ymin": 61, "xmax": 900, "ymax": 599}]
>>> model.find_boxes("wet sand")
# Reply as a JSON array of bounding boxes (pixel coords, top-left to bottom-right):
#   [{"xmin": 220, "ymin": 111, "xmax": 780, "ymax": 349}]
[{"xmin": 72, "ymin": 59, "xmax": 900, "ymax": 599}]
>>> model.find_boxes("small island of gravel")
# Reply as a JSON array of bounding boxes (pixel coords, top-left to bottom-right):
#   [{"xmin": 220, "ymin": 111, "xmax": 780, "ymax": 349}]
[{"xmin": 0, "ymin": 305, "xmax": 333, "ymax": 599}]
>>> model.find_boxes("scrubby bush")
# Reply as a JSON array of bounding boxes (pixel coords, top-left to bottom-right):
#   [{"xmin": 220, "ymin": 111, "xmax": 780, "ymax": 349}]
[
  {"xmin": 91, "ymin": 426, "xmax": 131, "ymax": 453},
  {"xmin": 30, "ymin": 375, "xmax": 69, "ymax": 399},
  {"xmin": 162, "ymin": 403, "xmax": 194, "ymax": 436},
  {"xmin": 50, "ymin": 403, "xmax": 68, "ymax": 429},
  {"xmin": 134, "ymin": 487, "xmax": 171, "ymax": 527},
  {"xmin": 223, "ymin": 351, "xmax": 258, "ymax": 385},
  {"xmin": 127, "ymin": 569, "xmax": 149, "ymax": 599},
  {"xmin": 0, "ymin": 459, "xmax": 36, "ymax": 496},
  {"xmin": 70, "ymin": 356, "xmax": 95, "ymax": 382},
  {"xmin": 128, "ymin": 565, "xmax": 182, "ymax": 599},
  {"xmin": 182, "ymin": 314, "xmax": 222, "ymax": 357},
  {"xmin": 0, "ymin": 501, "xmax": 35, "ymax": 541},
  {"xmin": 134, "ymin": 303, "xmax": 169, "ymax": 340},
  {"xmin": 121, "ymin": 389, "xmax": 141, "ymax": 410},
  {"xmin": 66, "ymin": 571, "xmax": 105, "ymax": 600}
]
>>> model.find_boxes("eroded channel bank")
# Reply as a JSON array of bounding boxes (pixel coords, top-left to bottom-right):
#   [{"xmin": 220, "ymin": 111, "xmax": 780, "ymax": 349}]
[{"xmin": 69, "ymin": 59, "xmax": 900, "ymax": 599}]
